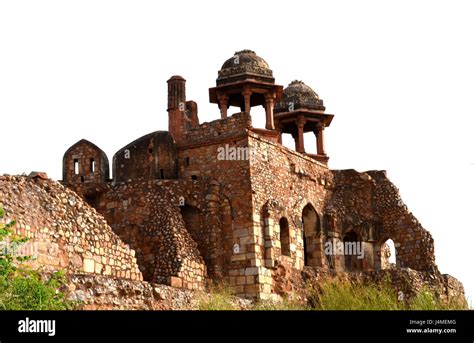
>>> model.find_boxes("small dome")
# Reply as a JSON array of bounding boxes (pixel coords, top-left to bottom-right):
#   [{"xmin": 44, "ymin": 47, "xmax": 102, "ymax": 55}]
[
  {"xmin": 217, "ymin": 50, "xmax": 274, "ymax": 85},
  {"xmin": 168, "ymin": 75, "xmax": 185, "ymax": 82},
  {"xmin": 275, "ymin": 80, "xmax": 325, "ymax": 113}
]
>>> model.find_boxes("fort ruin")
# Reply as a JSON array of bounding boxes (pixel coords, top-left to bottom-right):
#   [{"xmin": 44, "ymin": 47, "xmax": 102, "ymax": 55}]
[{"xmin": 1, "ymin": 50, "xmax": 464, "ymax": 304}]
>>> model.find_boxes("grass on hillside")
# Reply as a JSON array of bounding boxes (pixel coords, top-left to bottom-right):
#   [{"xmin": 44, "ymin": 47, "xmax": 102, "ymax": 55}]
[{"xmin": 195, "ymin": 278, "xmax": 469, "ymax": 311}]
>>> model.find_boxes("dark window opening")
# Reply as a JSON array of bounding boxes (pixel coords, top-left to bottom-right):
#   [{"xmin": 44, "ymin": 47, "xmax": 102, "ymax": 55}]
[
  {"xmin": 191, "ymin": 175, "xmax": 198, "ymax": 180},
  {"xmin": 185, "ymin": 157, "xmax": 190, "ymax": 166},
  {"xmin": 343, "ymin": 231, "xmax": 362, "ymax": 272},
  {"xmin": 303, "ymin": 231, "xmax": 308, "ymax": 266},
  {"xmin": 74, "ymin": 159, "xmax": 79, "ymax": 175},
  {"xmin": 160, "ymin": 169, "xmax": 165, "ymax": 179},
  {"xmin": 85, "ymin": 195, "xmax": 99, "ymax": 208},
  {"xmin": 280, "ymin": 217, "xmax": 290, "ymax": 257},
  {"xmin": 148, "ymin": 148, "xmax": 154, "ymax": 154},
  {"xmin": 302, "ymin": 204, "xmax": 321, "ymax": 267},
  {"xmin": 90, "ymin": 158, "xmax": 95, "ymax": 174},
  {"xmin": 80, "ymin": 176, "xmax": 84, "ymax": 183}
]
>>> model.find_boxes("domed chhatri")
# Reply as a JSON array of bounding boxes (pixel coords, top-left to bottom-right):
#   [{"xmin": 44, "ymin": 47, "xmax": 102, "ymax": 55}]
[
  {"xmin": 217, "ymin": 50, "xmax": 274, "ymax": 86},
  {"xmin": 209, "ymin": 50, "xmax": 283, "ymax": 129},
  {"xmin": 275, "ymin": 80, "xmax": 325, "ymax": 113},
  {"xmin": 273, "ymin": 80, "xmax": 334, "ymax": 164}
]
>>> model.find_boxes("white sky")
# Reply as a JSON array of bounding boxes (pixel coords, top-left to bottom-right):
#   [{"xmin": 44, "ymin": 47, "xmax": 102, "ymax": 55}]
[{"xmin": 1, "ymin": 0, "xmax": 473, "ymax": 305}]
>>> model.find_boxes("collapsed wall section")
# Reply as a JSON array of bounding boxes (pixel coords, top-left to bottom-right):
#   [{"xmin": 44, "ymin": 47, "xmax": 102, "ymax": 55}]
[
  {"xmin": 328, "ymin": 169, "xmax": 438, "ymax": 272},
  {"xmin": 0, "ymin": 175, "xmax": 142, "ymax": 280}
]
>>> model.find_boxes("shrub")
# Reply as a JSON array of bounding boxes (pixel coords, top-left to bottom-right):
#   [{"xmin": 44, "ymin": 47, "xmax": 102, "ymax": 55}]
[{"xmin": 0, "ymin": 206, "xmax": 76, "ymax": 310}]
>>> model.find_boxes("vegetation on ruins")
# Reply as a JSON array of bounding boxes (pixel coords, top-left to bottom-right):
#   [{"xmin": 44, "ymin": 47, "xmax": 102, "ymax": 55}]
[
  {"xmin": 196, "ymin": 278, "xmax": 468, "ymax": 311},
  {"xmin": 0, "ymin": 206, "xmax": 75, "ymax": 310},
  {"xmin": 307, "ymin": 278, "xmax": 468, "ymax": 311}
]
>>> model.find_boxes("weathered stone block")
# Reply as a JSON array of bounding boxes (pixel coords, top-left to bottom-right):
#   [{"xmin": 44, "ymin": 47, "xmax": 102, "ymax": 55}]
[{"xmin": 83, "ymin": 258, "xmax": 95, "ymax": 273}]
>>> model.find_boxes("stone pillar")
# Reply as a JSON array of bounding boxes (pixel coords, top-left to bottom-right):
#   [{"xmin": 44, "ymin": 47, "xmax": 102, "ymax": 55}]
[
  {"xmin": 218, "ymin": 95, "xmax": 229, "ymax": 119},
  {"xmin": 296, "ymin": 116, "xmax": 306, "ymax": 153},
  {"xmin": 264, "ymin": 93, "xmax": 275, "ymax": 130},
  {"xmin": 242, "ymin": 87, "xmax": 252, "ymax": 114},
  {"xmin": 316, "ymin": 124, "xmax": 326, "ymax": 155},
  {"xmin": 276, "ymin": 121, "xmax": 283, "ymax": 144}
]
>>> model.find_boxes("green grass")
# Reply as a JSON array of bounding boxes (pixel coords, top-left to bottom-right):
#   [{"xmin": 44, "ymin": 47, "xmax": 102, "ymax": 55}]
[
  {"xmin": 309, "ymin": 278, "xmax": 404, "ymax": 310},
  {"xmin": 306, "ymin": 277, "xmax": 468, "ymax": 310},
  {"xmin": 195, "ymin": 283, "xmax": 238, "ymax": 310},
  {"xmin": 253, "ymin": 297, "xmax": 307, "ymax": 311},
  {"xmin": 194, "ymin": 277, "xmax": 469, "ymax": 311}
]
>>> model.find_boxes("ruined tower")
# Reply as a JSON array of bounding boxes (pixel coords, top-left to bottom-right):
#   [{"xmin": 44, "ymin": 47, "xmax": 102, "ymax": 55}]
[
  {"xmin": 167, "ymin": 75, "xmax": 187, "ymax": 143},
  {"xmin": 167, "ymin": 75, "xmax": 199, "ymax": 143}
]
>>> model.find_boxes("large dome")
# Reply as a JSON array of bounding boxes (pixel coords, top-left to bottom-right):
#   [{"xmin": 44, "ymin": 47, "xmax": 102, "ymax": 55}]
[
  {"xmin": 275, "ymin": 80, "xmax": 325, "ymax": 113},
  {"xmin": 216, "ymin": 50, "xmax": 275, "ymax": 86}
]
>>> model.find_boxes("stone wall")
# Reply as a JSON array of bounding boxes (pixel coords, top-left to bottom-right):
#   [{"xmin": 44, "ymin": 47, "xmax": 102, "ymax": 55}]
[
  {"xmin": 0, "ymin": 175, "xmax": 142, "ymax": 280},
  {"xmin": 244, "ymin": 131, "xmax": 333, "ymax": 299},
  {"xmin": 177, "ymin": 113, "xmax": 256, "ymax": 283},
  {"xmin": 67, "ymin": 274, "xmax": 197, "ymax": 310},
  {"xmin": 92, "ymin": 179, "xmax": 207, "ymax": 290},
  {"xmin": 179, "ymin": 111, "xmax": 251, "ymax": 148}
]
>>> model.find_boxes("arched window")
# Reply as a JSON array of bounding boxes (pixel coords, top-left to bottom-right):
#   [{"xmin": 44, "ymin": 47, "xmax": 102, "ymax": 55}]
[
  {"xmin": 280, "ymin": 217, "xmax": 290, "ymax": 257},
  {"xmin": 302, "ymin": 204, "xmax": 321, "ymax": 266},
  {"xmin": 381, "ymin": 239, "xmax": 397, "ymax": 269}
]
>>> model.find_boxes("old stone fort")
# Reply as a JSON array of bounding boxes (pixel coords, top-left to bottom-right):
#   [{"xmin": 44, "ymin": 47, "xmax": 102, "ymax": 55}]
[{"xmin": 0, "ymin": 49, "xmax": 464, "ymax": 304}]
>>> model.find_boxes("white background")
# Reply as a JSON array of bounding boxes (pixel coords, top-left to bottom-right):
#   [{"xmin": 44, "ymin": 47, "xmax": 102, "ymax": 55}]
[{"xmin": 1, "ymin": 0, "xmax": 472, "ymax": 305}]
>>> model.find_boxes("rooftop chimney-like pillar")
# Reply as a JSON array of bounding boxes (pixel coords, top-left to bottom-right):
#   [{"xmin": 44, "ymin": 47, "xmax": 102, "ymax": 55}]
[{"xmin": 167, "ymin": 76, "xmax": 187, "ymax": 142}]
